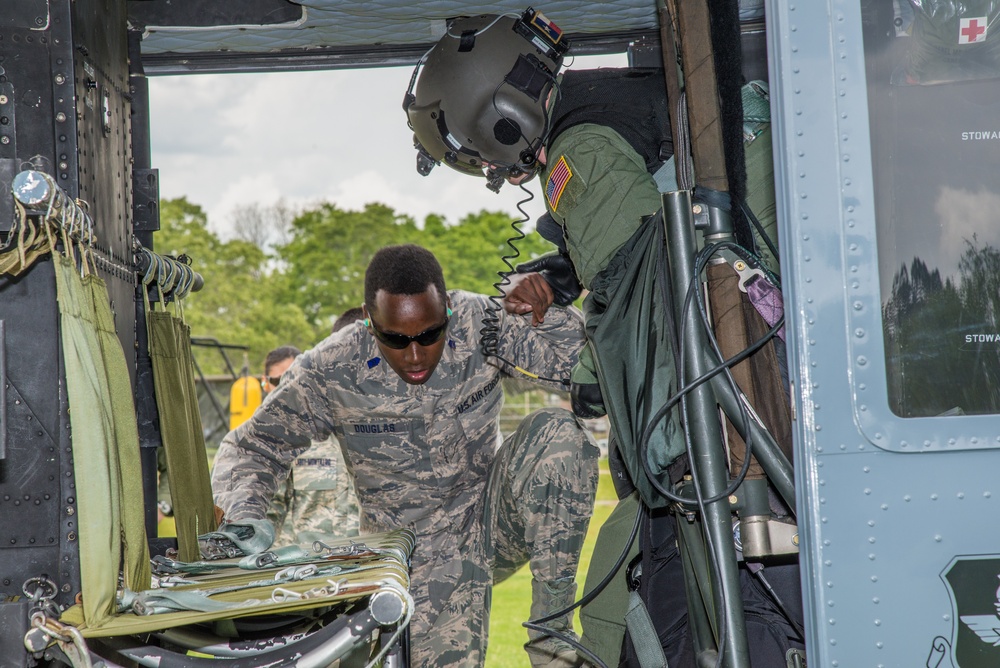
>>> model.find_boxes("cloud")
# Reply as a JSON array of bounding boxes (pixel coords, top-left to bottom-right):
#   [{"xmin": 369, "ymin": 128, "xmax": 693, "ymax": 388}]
[
  {"xmin": 149, "ymin": 54, "xmax": 625, "ymax": 236},
  {"xmin": 935, "ymin": 185, "xmax": 1000, "ymax": 273}
]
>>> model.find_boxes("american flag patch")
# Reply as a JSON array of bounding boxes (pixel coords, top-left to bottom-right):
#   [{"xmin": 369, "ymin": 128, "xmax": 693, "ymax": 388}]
[
  {"xmin": 531, "ymin": 11, "xmax": 563, "ymax": 44},
  {"xmin": 546, "ymin": 156, "xmax": 573, "ymax": 211}
]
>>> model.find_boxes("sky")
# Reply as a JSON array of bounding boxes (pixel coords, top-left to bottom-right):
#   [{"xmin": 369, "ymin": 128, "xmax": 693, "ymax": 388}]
[{"xmin": 148, "ymin": 54, "xmax": 625, "ymax": 240}]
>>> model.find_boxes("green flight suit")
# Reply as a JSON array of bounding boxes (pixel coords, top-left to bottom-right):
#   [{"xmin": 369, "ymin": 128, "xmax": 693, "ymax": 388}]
[
  {"xmin": 541, "ymin": 121, "xmax": 686, "ymax": 666},
  {"xmin": 542, "ymin": 87, "xmax": 787, "ymax": 667},
  {"xmin": 541, "ymin": 122, "xmax": 686, "ymax": 503},
  {"xmin": 543, "ymin": 123, "xmax": 662, "ymax": 290}
]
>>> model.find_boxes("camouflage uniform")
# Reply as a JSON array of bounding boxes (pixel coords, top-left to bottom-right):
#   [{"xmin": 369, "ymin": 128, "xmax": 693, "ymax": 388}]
[
  {"xmin": 212, "ymin": 290, "xmax": 599, "ymax": 668},
  {"xmin": 266, "ymin": 435, "xmax": 360, "ymax": 546}
]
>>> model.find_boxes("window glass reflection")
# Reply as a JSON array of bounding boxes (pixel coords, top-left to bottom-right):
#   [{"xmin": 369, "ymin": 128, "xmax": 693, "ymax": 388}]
[{"xmin": 863, "ymin": 0, "xmax": 1000, "ymax": 417}]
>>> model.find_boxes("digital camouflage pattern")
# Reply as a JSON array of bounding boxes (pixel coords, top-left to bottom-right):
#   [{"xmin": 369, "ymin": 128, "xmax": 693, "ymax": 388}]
[
  {"xmin": 266, "ymin": 435, "xmax": 360, "ymax": 547},
  {"xmin": 211, "ymin": 290, "xmax": 598, "ymax": 667}
]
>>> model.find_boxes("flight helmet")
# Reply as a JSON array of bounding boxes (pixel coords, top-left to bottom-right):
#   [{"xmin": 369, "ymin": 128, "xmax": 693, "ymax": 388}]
[{"xmin": 403, "ymin": 8, "xmax": 569, "ymax": 191}]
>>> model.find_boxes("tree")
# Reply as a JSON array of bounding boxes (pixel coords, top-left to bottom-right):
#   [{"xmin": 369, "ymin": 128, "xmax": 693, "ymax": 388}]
[
  {"xmin": 276, "ymin": 203, "xmax": 558, "ymax": 329},
  {"xmin": 276, "ymin": 202, "xmax": 421, "ymax": 327},
  {"xmin": 155, "ymin": 198, "xmax": 319, "ymax": 374},
  {"xmin": 883, "ymin": 245, "xmax": 1000, "ymax": 417},
  {"xmin": 230, "ymin": 198, "xmax": 298, "ymax": 250},
  {"xmin": 154, "ymin": 198, "xmax": 561, "ymax": 372},
  {"xmin": 420, "ymin": 209, "xmax": 557, "ymax": 295}
]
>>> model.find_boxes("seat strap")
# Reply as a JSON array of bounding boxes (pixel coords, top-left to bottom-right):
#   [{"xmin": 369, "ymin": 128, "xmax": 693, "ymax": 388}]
[{"xmin": 625, "ymin": 589, "xmax": 669, "ymax": 668}]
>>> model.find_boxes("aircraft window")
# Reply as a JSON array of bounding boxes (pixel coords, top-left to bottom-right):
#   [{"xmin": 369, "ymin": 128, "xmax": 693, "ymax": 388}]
[{"xmin": 862, "ymin": 1, "xmax": 1000, "ymax": 417}]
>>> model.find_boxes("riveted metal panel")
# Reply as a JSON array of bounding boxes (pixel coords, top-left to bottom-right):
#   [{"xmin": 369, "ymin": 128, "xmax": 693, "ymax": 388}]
[
  {"xmin": 0, "ymin": 0, "xmax": 83, "ymax": 616},
  {"xmin": 0, "ymin": 0, "xmax": 137, "ymax": 630},
  {"xmin": 1, "ymin": 0, "xmax": 49, "ymax": 31},
  {"xmin": 768, "ymin": 0, "xmax": 1000, "ymax": 665},
  {"xmin": 0, "ymin": 260, "xmax": 81, "ymax": 609},
  {"xmin": 73, "ymin": 0, "xmax": 138, "ymax": 385},
  {"xmin": 0, "ymin": 598, "xmax": 30, "ymax": 668}
]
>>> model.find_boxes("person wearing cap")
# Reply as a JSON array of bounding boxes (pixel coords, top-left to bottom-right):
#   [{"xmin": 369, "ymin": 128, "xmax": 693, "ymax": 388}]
[{"xmin": 212, "ymin": 244, "xmax": 598, "ymax": 668}]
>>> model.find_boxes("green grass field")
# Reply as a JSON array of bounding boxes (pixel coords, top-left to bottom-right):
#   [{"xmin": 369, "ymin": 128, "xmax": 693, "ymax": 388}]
[{"xmin": 485, "ymin": 458, "xmax": 617, "ymax": 667}]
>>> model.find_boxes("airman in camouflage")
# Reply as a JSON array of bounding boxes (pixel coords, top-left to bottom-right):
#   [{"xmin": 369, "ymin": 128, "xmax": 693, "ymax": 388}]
[
  {"xmin": 263, "ymin": 337, "xmax": 361, "ymax": 547},
  {"xmin": 212, "ymin": 244, "xmax": 599, "ymax": 668},
  {"xmin": 266, "ymin": 435, "xmax": 360, "ymax": 546}
]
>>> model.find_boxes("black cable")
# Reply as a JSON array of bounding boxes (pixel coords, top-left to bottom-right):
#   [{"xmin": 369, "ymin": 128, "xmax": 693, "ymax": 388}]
[
  {"xmin": 638, "ymin": 235, "xmax": 785, "ymax": 501},
  {"xmin": 691, "ymin": 242, "xmax": 755, "ymax": 495},
  {"xmin": 670, "ymin": 239, "xmax": 785, "ymax": 668},
  {"xmin": 637, "ymin": 314, "xmax": 782, "ymax": 504},
  {"xmin": 637, "ymin": 278, "xmax": 782, "ymax": 505},
  {"xmin": 741, "ymin": 200, "xmax": 780, "ymax": 265},
  {"xmin": 478, "ymin": 183, "xmax": 569, "ymax": 386},
  {"xmin": 520, "ymin": 500, "xmax": 643, "ymax": 668},
  {"xmin": 634, "ymin": 306, "xmax": 784, "ymax": 666},
  {"xmin": 747, "ymin": 563, "xmax": 807, "ymax": 641},
  {"xmin": 528, "ymin": 502, "xmax": 642, "ymax": 624},
  {"xmin": 522, "ymin": 622, "xmax": 609, "ymax": 668}
]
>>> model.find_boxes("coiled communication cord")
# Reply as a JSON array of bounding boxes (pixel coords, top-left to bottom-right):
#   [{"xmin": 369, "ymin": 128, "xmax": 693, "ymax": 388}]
[{"xmin": 478, "ymin": 183, "xmax": 570, "ymax": 386}]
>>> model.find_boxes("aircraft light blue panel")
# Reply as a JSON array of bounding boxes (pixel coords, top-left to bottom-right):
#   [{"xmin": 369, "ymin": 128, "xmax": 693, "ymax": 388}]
[{"xmin": 767, "ymin": 0, "xmax": 1000, "ymax": 665}]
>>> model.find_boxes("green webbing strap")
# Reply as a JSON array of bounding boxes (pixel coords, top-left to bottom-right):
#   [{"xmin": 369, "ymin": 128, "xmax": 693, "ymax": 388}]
[
  {"xmin": 175, "ymin": 309, "xmax": 221, "ymax": 547},
  {"xmin": 0, "ymin": 211, "xmax": 57, "ymax": 277},
  {"xmin": 66, "ymin": 559, "xmax": 411, "ymax": 637},
  {"xmin": 625, "ymin": 589, "xmax": 669, "ymax": 668},
  {"xmin": 126, "ymin": 560, "xmax": 365, "ymax": 614},
  {"xmin": 156, "ymin": 539, "xmax": 402, "ymax": 578},
  {"xmin": 60, "ymin": 529, "xmax": 415, "ymax": 635},
  {"xmin": 237, "ymin": 543, "xmax": 307, "ymax": 569},
  {"xmin": 196, "ymin": 519, "xmax": 276, "ymax": 562},
  {"xmin": 128, "ymin": 589, "xmax": 263, "ymax": 615},
  {"xmin": 154, "ymin": 555, "xmax": 392, "ymax": 589},
  {"xmin": 88, "ymin": 266, "xmax": 151, "ymax": 593},
  {"xmin": 147, "ymin": 305, "xmax": 217, "ymax": 562},
  {"xmin": 54, "ymin": 253, "xmax": 120, "ymax": 627}
]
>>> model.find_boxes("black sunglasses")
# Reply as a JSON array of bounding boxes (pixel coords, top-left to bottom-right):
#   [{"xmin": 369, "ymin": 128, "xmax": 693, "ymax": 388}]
[
  {"xmin": 369, "ymin": 317, "xmax": 449, "ymax": 350},
  {"xmin": 266, "ymin": 375, "xmax": 282, "ymax": 387}
]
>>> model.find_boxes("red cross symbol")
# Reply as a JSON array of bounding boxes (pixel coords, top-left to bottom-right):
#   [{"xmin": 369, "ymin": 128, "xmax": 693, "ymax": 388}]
[{"xmin": 960, "ymin": 18, "xmax": 987, "ymax": 44}]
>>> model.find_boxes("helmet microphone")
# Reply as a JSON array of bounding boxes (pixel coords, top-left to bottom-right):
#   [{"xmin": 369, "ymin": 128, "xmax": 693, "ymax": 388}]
[
  {"xmin": 485, "ymin": 166, "xmax": 506, "ymax": 193},
  {"xmin": 414, "ymin": 141, "xmax": 437, "ymax": 176}
]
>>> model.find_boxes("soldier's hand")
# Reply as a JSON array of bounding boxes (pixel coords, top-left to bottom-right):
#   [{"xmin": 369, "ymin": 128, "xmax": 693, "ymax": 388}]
[
  {"xmin": 514, "ymin": 252, "xmax": 582, "ymax": 306},
  {"xmin": 502, "ymin": 272, "xmax": 555, "ymax": 326}
]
